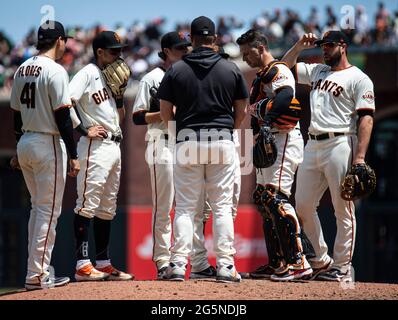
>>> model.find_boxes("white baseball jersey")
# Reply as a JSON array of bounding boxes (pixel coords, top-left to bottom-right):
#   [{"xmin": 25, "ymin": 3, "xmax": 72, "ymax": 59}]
[
  {"xmin": 10, "ymin": 55, "xmax": 70, "ymax": 286},
  {"xmin": 294, "ymin": 62, "xmax": 376, "ymax": 272},
  {"xmin": 11, "ymin": 56, "xmax": 72, "ymax": 133},
  {"xmin": 295, "ymin": 63, "xmax": 375, "ymax": 134},
  {"xmin": 133, "ymin": 66, "xmax": 167, "ymax": 137},
  {"xmin": 69, "ymin": 63, "xmax": 122, "ymax": 136},
  {"xmin": 71, "ymin": 63, "xmax": 122, "ymax": 221}
]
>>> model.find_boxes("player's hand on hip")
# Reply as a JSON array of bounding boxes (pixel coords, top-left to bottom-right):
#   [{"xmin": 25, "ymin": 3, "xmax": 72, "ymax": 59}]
[
  {"xmin": 68, "ymin": 159, "xmax": 80, "ymax": 177},
  {"xmin": 87, "ymin": 125, "xmax": 108, "ymax": 139},
  {"xmin": 297, "ymin": 33, "xmax": 318, "ymax": 50},
  {"xmin": 10, "ymin": 155, "xmax": 21, "ymax": 170}
]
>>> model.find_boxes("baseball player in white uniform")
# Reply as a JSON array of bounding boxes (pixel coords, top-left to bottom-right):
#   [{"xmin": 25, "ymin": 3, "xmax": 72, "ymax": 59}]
[
  {"xmin": 282, "ymin": 31, "xmax": 375, "ymax": 281},
  {"xmin": 70, "ymin": 31, "xmax": 133, "ymax": 281},
  {"xmin": 10, "ymin": 21, "xmax": 79, "ymax": 290},
  {"xmin": 237, "ymin": 29, "xmax": 313, "ymax": 281}
]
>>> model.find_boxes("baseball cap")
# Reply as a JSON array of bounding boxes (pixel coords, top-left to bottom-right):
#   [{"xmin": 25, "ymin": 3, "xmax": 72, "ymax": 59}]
[
  {"xmin": 314, "ymin": 30, "xmax": 350, "ymax": 46},
  {"xmin": 37, "ymin": 20, "xmax": 72, "ymax": 41},
  {"xmin": 191, "ymin": 16, "xmax": 215, "ymax": 36},
  {"xmin": 161, "ymin": 31, "xmax": 191, "ymax": 50},
  {"xmin": 92, "ymin": 31, "xmax": 128, "ymax": 54}
]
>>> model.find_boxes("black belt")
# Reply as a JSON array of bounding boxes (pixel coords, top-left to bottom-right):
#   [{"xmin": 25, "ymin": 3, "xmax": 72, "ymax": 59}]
[
  {"xmin": 308, "ymin": 132, "xmax": 345, "ymax": 141},
  {"xmin": 110, "ymin": 135, "xmax": 122, "ymax": 143}
]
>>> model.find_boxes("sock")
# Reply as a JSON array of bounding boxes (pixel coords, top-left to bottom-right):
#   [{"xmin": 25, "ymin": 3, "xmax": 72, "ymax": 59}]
[
  {"xmin": 94, "ymin": 217, "xmax": 111, "ymax": 261},
  {"xmin": 74, "ymin": 214, "xmax": 91, "ymax": 261}
]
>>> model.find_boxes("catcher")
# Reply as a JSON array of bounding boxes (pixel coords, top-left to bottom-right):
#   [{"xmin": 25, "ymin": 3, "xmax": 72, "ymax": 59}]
[
  {"xmin": 237, "ymin": 29, "xmax": 314, "ymax": 281},
  {"xmin": 70, "ymin": 31, "xmax": 134, "ymax": 281}
]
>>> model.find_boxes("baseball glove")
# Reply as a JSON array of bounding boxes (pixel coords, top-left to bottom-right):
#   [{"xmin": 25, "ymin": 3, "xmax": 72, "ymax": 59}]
[
  {"xmin": 253, "ymin": 126, "xmax": 277, "ymax": 168},
  {"xmin": 102, "ymin": 58, "xmax": 131, "ymax": 99},
  {"xmin": 341, "ymin": 163, "xmax": 376, "ymax": 201},
  {"xmin": 149, "ymin": 86, "xmax": 160, "ymax": 113}
]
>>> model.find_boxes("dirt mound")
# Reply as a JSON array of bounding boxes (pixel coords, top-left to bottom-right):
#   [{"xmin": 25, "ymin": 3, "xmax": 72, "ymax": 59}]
[{"xmin": 1, "ymin": 279, "xmax": 397, "ymax": 300}]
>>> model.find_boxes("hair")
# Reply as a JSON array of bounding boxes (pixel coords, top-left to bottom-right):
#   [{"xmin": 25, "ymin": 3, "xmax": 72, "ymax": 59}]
[
  {"xmin": 192, "ymin": 35, "xmax": 215, "ymax": 47},
  {"xmin": 236, "ymin": 29, "xmax": 269, "ymax": 49},
  {"xmin": 158, "ymin": 51, "xmax": 167, "ymax": 61},
  {"xmin": 36, "ymin": 38, "xmax": 57, "ymax": 51}
]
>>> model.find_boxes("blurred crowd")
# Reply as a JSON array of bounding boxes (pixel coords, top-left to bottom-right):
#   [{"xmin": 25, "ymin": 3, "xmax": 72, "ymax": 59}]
[{"xmin": 1, "ymin": 2, "xmax": 398, "ymax": 93}]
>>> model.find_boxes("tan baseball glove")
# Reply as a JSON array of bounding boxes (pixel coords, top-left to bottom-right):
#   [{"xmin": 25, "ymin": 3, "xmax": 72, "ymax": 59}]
[{"xmin": 102, "ymin": 58, "xmax": 131, "ymax": 99}]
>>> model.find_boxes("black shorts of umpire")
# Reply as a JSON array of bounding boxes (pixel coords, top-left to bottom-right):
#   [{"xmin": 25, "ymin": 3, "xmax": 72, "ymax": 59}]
[
  {"xmin": 252, "ymin": 184, "xmax": 284, "ymax": 268},
  {"xmin": 261, "ymin": 185, "xmax": 308, "ymax": 265}
]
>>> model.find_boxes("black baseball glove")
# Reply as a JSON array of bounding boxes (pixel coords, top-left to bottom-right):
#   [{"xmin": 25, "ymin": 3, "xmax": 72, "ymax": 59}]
[
  {"xmin": 252, "ymin": 126, "xmax": 277, "ymax": 169},
  {"xmin": 149, "ymin": 86, "xmax": 160, "ymax": 113},
  {"xmin": 341, "ymin": 163, "xmax": 376, "ymax": 201}
]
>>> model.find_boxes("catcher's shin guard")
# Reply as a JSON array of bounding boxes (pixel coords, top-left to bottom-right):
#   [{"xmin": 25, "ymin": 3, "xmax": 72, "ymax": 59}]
[
  {"xmin": 253, "ymin": 184, "xmax": 283, "ymax": 267},
  {"xmin": 261, "ymin": 185, "xmax": 303, "ymax": 265}
]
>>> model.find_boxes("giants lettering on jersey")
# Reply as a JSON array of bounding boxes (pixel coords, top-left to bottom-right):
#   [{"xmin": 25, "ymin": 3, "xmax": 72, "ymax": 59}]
[
  {"xmin": 92, "ymin": 88, "xmax": 111, "ymax": 105},
  {"xmin": 310, "ymin": 79, "xmax": 344, "ymax": 97},
  {"xmin": 16, "ymin": 65, "xmax": 42, "ymax": 78}
]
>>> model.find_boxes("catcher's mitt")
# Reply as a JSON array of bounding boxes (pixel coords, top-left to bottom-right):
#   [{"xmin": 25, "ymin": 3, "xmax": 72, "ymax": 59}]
[
  {"xmin": 102, "ymin": 58, "xmax": 131, "ymax": 99},
  {"xmin": 149, "ymin": 86, "xmax": 160, "ymax": 113},
  {"xmin": 253, "ymin": 126, "xmax": 277, "ymax": 168},
  {"xmin": 341, "ymin": 163, "xmax": 376, "ymax": 201}
]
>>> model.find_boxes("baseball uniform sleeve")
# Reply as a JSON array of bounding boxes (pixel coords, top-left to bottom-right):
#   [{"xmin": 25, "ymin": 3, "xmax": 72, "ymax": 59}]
[
  {"xmin": 157, "ymin": 68, "xmax": 175, "ymax": 104},
  {"xmin": 271, "ymin": 64, "xmax": 296, "ymax": 93},
  {"xmin": 69, "ymin": 69, "xmax": 90, "ymax": 102},
  {"xmin": 132, "ymin": 80, "xmax": 151, "ymax": 113},
  {"xmin": 295, "ymin": 62, "xmax": 320, "ymax": 85},
  {"xmin": 10, "ymin": 81, "xmax": 21, "ymax": 111},
  {"xmin": 48, "ymin": 70, "xmax": 72, "ymax": 111},
  {"xmin": 353, "ymin": 76, "xmax": 376, "ymax": 111}
]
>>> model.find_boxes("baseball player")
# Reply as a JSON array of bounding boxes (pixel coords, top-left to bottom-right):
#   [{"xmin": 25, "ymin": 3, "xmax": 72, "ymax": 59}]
[
  {"xmin": 133, "ymin": 31, "xmax": 218, "ymax": 279},
  {"xmin": 9, "ymin": 20, "xmax": 79, "ymax": 290},
  {"xmin": 237, "ymin": 29, "xmax": 313, "ymax": 281},
  {"xmin": 282, "ymin": 31, "xmax": 375, "ymax": 281},
  {"xmin": 158, "ymin": 16, "xmax": 248, "ymax": 283},
  {"xmin": 70, "ymin": 31, "xmax": 133, "ymax": 281}
]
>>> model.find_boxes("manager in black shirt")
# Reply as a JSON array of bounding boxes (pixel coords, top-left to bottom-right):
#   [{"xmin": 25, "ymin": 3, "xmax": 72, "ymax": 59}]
[{"xmin": 158, "ymin": 16, "xmax": 248, "ymax": 283}]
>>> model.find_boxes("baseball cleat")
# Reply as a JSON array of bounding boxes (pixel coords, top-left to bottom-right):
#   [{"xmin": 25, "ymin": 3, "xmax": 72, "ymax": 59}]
[
  {"xmin": 270, "ymin": 267, "xmax": 313, "ymax": 281},
  {"xmin": 316, "ymin": 268, "xmax": 352, "ymax": 282},
  {"xmin": 190, "ymin": 266, "xmax": 217, "ymax": 280},
  {"xmin": 75, "ymin": 263, "xmax": 109, "ymax": 282},
  {"xmin": 249, "ymin": 264, "xmax": 277, "ymax": 279},
  {"xmin": 96, "ymin": 265, "xmax": 134, "ymax": 281},
  {"xmin": 163, "ymin": 263, "xmax": 186, "ymax": 281},
  {"xmin": 309, "ymin": 258, "xmax": 334, "ymax": 280},
  {"xmin": 25, "ymin": 276, "xmax": 70, "ymax": 291},
  {"xmin": 216, "ymin": 265, "xmax": 242, "ymax": 283},
  {"xmin": 157, "ymin": 266, "xmax": 168, "ymax": 280}
]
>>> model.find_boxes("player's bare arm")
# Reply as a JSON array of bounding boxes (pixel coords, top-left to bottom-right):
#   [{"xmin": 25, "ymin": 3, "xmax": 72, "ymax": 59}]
[
  {"xmin": 282, "ymin": 33, "xmax": 318, "ymax": 68},
  {"xmin": 144, "ymin": 111, "xmax": 162, "ymax": 124},
  {"xmin": 159, "ymin": 99, "xmax": 174, "ymax": 128},
  {"xmin": 233, "ymin": 98, "xmax": 247, "ymax": 129},
  {"xmin": 353, "ymin": 114, "xmax": 374, "ymax": 164}
]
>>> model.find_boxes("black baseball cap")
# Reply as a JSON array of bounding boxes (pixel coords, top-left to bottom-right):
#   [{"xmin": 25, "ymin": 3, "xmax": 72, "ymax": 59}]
[
  {"xmin": 92, "ymin": 31, "xmax": 128, "ymax": 54},
  {"xmin": 314, "ymin": 30, "xmax": 350, "ymax": 46},
  {"xmin": 161, "ymin": 31, "xmax": 191, "ymax": 49},
  {"xmin": 191, "ymin": 16, "xmax": 215, "ymax": 36},
  {"xmin": 37, "ymin": 20, "xmax": 72, "ymax": 41}
]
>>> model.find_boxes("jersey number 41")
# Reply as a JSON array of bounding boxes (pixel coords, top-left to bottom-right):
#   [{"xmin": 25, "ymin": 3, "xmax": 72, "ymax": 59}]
[{"xmin": 20, "ymin": 82, "xmax": 36, "ymax": 109}]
